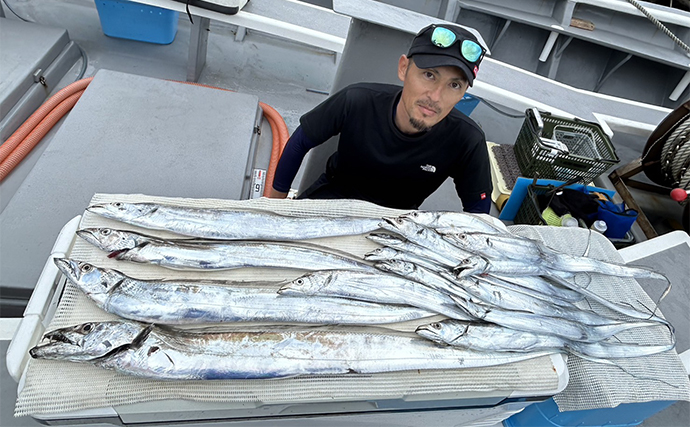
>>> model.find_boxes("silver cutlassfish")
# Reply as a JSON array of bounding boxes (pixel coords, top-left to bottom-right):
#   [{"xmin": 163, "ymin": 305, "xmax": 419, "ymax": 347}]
[
  {"xmin": 366, "ymin": 233, "xmax": 459, "ymax": 268},
  {"xmin": 86, "ymin": 202, "xmax": 381, "ymax": 240},
  {"xmin": 416, "ymin": 319, "xmax": 675, "ymax": 359},
  {"xmin": 378, "ymin": 217, "xmax": 471, "ymax": 263},
  {"xmin": 77, "ymin": 228, "xmax": 375, "ymax": 272},
  {"xmin": 451, "ymin": 295, "xmax": 660, "ymax": 343},
  {"xmin": 30, "ymin": 321, "xmax": 556, "ymax": 380},
  {"xmin": 278, "ymin": 269, "xmax": 473, "ymax": 321},
  {"xmin": 364, "ymin": 246, "xmax": 446, "ymax": 272},
  {"xmin": 398, "ymin": 211, "xmax": 507, "ymax": 235},
  {"xmin": 54, "ymin": 258, "xmax": 433, "ymax": 325}
]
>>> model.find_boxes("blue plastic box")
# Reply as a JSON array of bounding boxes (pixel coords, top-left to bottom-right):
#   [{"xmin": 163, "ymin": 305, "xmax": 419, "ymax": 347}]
[
  {"xmin": 95, "ymin": 0, "xmax": 179, "ymax": 45},
  {"xmin": 454, "ymin": 93, "xmax": 480, "ymax": 116},
  {"xmin": 504, "ymin": 397, "xmax": 676, "ymax": 427}
]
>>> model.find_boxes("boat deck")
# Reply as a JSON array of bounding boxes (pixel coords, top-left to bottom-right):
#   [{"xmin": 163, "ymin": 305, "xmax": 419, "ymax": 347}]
[{"xmin": 0, "ymin": 0, "xmax": 688, "ymax": 425}]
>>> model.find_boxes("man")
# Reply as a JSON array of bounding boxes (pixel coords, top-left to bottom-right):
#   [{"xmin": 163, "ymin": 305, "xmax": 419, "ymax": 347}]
[{"xmin": 268, "ymin": 23, "xmax": 493, "ymax": 213}]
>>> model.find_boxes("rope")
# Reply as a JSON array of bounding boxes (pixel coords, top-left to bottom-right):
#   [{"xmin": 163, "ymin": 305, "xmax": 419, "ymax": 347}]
[
  {"xmin": 660, "ymin": 114, "xmax": 690, "ymax": 186},
  {"xmin": 625, "ymin": 0, "xmax": 690, "ymax": 55}
]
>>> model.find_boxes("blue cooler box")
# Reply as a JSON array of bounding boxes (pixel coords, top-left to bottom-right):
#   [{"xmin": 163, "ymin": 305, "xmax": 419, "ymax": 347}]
[
  {"xmin": 95, "ymin": 0, "xmax": 179, "ymax": 45},
  {"xmin": 455, "ymin": 93, "xmax": 480, "ymax": 116},
  {"xmin": 504, "ymin": 397, "xmax": 676, "ymax": 427}
]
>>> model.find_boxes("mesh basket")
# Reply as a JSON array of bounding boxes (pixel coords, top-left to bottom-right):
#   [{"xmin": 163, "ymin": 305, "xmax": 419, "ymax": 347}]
[
  {"xmin": 513, "ymin": 182, "xmax": 636, "ymax": 247},
  {"xmin": 513, "ymin": 183, "xmax": 555, "ymax": 226},
  {"xmin": 513, "ymin": 109, "xmax": 619, "ymax": 183}
]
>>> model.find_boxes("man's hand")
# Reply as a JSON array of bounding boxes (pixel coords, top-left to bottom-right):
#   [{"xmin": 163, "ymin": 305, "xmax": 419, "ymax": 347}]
[{"xmin": 267, "ymin": 188, "xmax": 288, "ymax": 199}]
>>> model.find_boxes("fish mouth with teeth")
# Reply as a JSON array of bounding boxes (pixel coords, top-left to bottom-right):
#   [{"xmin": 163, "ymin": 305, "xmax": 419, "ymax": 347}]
[
  {"xmin": 44, "ymin": 331, "xmax": 74, "ymax": 345},
  {"xmin": 29, "ymin": 332, "xmax": 76, "ymax": 359}
]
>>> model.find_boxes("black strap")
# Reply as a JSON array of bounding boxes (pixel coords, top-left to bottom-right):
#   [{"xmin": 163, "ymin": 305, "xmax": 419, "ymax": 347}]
[{"xmin": 186, "ymin": 0, "xmax": 194, "ymax": 25}]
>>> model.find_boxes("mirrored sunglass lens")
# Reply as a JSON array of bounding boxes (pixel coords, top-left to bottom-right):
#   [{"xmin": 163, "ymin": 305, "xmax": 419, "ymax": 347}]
[
  {"xmin": 431, "ymin": 27, "xmax": 456, "ymax": 48},
  {"xmin": 461, "ymin": 40, "xmax": 483, "ymax": 62}
]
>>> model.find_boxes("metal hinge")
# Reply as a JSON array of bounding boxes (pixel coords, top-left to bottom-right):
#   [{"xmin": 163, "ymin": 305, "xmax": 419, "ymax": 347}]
[{"xmin": 33, "ymin": 69, "xmax": 47, "ymax": 86}]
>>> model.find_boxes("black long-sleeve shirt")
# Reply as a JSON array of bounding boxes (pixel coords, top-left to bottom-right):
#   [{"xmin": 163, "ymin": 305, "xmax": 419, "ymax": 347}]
[{"xmin": 273, "ymin": 83, "xmax": 492, "ymax": 213}]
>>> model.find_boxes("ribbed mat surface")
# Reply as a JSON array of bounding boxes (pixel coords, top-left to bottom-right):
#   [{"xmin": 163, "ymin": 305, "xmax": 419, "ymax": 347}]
[
  {"xmin": 15, "ymin": 194, "xmax": 568, "ymax": 416},
  {"xmin": 510, "ymin": 225, "xmax": 690, "ymax": 411}
]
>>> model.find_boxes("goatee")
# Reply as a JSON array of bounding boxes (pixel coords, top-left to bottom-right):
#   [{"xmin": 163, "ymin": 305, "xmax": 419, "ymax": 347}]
[{"xmin": 409, "ymin": 117, "xmax": 431, "ymax": 132}]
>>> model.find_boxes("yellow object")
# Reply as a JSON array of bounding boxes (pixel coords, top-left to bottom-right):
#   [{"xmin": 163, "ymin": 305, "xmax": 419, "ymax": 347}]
[{"xmin": 541, "ymin": 207, "xmax": 563, "ymax": 226}]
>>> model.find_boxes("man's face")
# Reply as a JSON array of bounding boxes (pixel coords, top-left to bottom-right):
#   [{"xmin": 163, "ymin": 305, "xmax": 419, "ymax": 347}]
[{"xmin": 395, "ymin": 55, "xmax": 469, "ymax": 134}]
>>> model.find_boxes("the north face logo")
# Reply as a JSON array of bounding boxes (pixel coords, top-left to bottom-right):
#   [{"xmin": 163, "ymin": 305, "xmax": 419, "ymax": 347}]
[{"xmin": 420, "ymin": 164, "xmax": 436, "ymax": 173}]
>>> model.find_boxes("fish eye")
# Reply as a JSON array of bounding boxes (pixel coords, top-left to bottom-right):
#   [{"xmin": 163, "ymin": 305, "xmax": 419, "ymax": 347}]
[
  {"xmin": 100, "ymin": 229, "xmax": 111, "ymax": 236},
  {"xmin": 81, "ymin": 264, "xmax": 92, "ymax": 272},
  {"xmin": 82, "ymin": 323, "xmax": 93, "ymax": 332},
  {"xmin": 114, "ymin": 202, "xmax": 123, "ymax": 207},
  {"xmin": 431, "ymin": 323, "xmax": 441, "ymax": 329},
  {"xmin": 295, "ymin": 279, "xmax": 303, "ymax": 285},
  {"xmin": 396, "ymin": 218, "xmax": 403, "ymax": 224}
]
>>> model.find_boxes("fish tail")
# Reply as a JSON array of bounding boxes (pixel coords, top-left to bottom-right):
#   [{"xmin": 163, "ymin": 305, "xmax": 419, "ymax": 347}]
[{"xmin": 553, "ymin": 255, "xmax": 668, "ymax": 282}]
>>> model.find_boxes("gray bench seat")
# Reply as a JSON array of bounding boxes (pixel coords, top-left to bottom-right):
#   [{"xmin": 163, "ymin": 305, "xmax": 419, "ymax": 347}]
[{"xmin": 454, "ymin": 0, "xmax": 690, "ymax": 100}]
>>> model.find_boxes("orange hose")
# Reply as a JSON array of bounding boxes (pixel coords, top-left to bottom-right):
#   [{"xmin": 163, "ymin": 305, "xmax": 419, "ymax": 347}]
[
  {"xmin": 0, "ymin": 90, "xmax": 84, "ymax": 182},
  {"xmin": 258, "ymin": 101, "xmax": 290, "ymax": 197},
  {"xmin": 168, "ymin": 80, "xmax": 290, "ymax": 196},
  {"xmin": 0, "ymin": 77, "xmax": 93, "ymax": 163}
]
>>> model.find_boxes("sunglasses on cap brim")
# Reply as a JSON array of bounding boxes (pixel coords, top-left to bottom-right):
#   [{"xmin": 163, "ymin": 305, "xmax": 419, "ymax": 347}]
[{"xmin": 428, "ymin": 25, "xmax": 485, "ymax": 64}]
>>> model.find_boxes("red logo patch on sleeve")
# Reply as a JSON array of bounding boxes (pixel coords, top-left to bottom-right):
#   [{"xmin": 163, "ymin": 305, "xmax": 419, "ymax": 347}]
[
  {"xmin": 480, "ymin": 192, "xmax": 486, "ymax": 200},
  {"xmin": 473, "ymin": 66, "xmax": 479, "ymax": 77}
]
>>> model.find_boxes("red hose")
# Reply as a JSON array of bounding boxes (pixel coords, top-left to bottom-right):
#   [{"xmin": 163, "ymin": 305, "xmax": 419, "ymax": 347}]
[
  {"xmin": 0, "ymin": 90, "xmax": 84, "ymax": 182},
  {"xmin": 0, "ymin": 77, "xmax": 93, "ymax": 163},
  {"xmin": 168, "ymin": 80, "xmax": 289, "ymax": 196}
]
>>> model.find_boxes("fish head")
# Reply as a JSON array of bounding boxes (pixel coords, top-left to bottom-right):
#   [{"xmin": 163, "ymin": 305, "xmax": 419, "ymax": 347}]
[
  {"xmin": 54, "ymin": 258, "xmax": 126, "ymax": 303},
  {"xmin": 375, "ymin": 259, "xmax": 415, "ymax": 276},
  {"xmin": 416, "ymin": 320, "xmax": 470, "ymax": 345},
  {"xmin": 86, "ymin": 202, "xmax": 156, "ymax": 221},
  {"xmin": 363, "ymin": 247, "xmax": 398, "ymax": 261},
  {"xmin": 454, "ymin": 256, "xmax": 487, "ymax": 278},
  {"xmin": 444, "ymin": 233, "xmax": 480, "ymax": 253},
  {"xmin": 449, "ymin": 232, "xmax": 471, "ymax": 246},
  {"xmin": 398, "ymin": 211, "xmax": 438, "ymax": 227},
  {"xmin": 381, "ymin": 216, "xmax": 427, "ymax": 238},
  {"xmin": 379, "ymin": 216, "xmax": 406, "ymax": 234},
  {"xmin": 415, "ymin": 321, "xmax": 446, "ymax": 344},
  {"xmin": 366, "ymin": 233, "xmax": 404, "ymax": 246},
  {"xmin": 29, "ymin": 321, "xmax": 145, "ymax": 361},
  {"xmin": 77, "ymin": 228, "xmax": 148, "ymax": 254},
  {"xmin": 278, "ymin": 271, "xmax": 332, "ymax": 296}
]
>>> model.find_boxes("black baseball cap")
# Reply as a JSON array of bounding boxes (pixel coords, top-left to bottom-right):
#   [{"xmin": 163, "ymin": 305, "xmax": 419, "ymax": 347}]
[{"xmin": 407, "ymin": 24, "xmax": 485, "ymax": 87}]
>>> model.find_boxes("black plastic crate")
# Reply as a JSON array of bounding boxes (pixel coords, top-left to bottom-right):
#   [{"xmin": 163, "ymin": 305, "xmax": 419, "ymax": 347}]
[
  {"xmin": 513, "ymin": 108, "xmax": 619, "ymax": 183},
  {"xmin": 513, "ymin": 181, "xmax": 636, "ymax": 247},
  {"xmin": 513, "ymin": 183, "xmax": 554, "ymax": 226}
]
